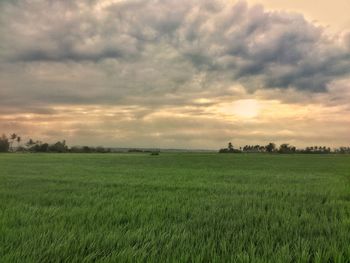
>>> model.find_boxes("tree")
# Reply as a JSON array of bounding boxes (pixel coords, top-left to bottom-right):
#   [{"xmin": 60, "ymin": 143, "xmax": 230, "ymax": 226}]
[
  {"xmin": 48, "ymin": 141, "xmax": 68, "ymax": 153},
  {"xmin": 16, "ymin": 136, "xmax": 21, "ymax": 149},
  {"xmin": 37, "ymin": 143, "xmax": 49, "ymax": 152},
  {"xmin": 82, "ymin": 146, "xmax": 92, "ymax": 153},
  {"xmin": 26, "ymin": 139, "xmax": 35, "ymax": 148},
  {"xmin": 219, "ymin": 142, "xmax": 241, "ymax": 153},
  {"xmin": 9, "ymin": 133, "xmax": 17, "ymax": 152},
  {"xmin": 228, "ymin": 142, "xmax": 234, "ymax": 152},
  {"xmin": 0, "ymin": 134, "xmax": 10, "ymax": 152},
  {"xmin": 266, "ymin": 142, "xmax": 276, "ymax": 153},
  {"xmin": 278, "ymin": 144, "xmax": 297, "ymax": 153}
]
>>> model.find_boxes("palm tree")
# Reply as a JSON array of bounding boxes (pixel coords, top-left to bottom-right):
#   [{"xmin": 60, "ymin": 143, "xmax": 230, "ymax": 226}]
[
  {"xmin": 228, "ymin": 142, "xmax": 234, "ymax": 151},
  {"xmin": 16, "ymin": 136, "xmax": 21, "ymax": 150},
  {"xmin": 9, "ymin": 133, "xmax": 17, "ymax": 152}
]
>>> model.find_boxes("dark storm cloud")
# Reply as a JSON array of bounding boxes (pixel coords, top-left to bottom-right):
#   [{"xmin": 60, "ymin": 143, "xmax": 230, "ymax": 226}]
[{"xmin": 174, "ymin": 1, "xmax": 350, "ymax": 91}]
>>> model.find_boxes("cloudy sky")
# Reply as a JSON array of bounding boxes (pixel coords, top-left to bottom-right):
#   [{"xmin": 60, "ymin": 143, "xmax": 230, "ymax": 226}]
[{"xmin": 1, "ymin": 0, "xmax": 350, "ymax": 149}]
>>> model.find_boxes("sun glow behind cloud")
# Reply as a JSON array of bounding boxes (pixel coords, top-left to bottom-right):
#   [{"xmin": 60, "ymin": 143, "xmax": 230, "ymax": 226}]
[{"xmin": 221, "ymin": 99, "xmax": 261, "ymax": 119}]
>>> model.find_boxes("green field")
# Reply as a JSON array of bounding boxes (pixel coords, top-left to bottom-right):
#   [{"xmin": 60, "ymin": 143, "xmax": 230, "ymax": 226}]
[{"xmin": 0, "ymin": 153, "xmax": 349, "ymax": 262}]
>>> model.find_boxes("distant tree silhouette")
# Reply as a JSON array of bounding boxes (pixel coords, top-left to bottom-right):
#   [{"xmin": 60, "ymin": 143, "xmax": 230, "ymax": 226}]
[
  {"xmin": 48, "ymin": 141, "xmax": 68, "ymax": 153},
  {"xmin": 266, "ymin": 143, "xmax": 276, "ymax": 153},
  {"xmin": 16, "ymin": 136, "xmax": 21, "ymax": 148},
  {"xmin": 336, "ymin": 147, "xmax": 350, "ymax": 154},
  {"xmin": 38, "ymin": 143, "xmax": 49, "ymax": 152},
  {"xmin": 278, "ymin": 144, "xmax": 296, "ymax": 154},
  {"xmin": 26, "ymin": 139, "xmax": 35, "ymax": 148},
  {"xmin": 228, "ymin": 142, "xmax": 234, "ymax": 152},
  {"xmin": 219, "ymin": 142, "xmax": 241, "ymax": 153},
  {"xmin": 9, "ymin": 133, "xmax": 17, "ymax": 152},
  {"xmin": 0, "ymin": 134, "xmax": 10, "ymax": 152}
]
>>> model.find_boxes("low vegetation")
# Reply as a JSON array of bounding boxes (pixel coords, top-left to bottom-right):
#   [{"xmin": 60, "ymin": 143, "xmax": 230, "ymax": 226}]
[{"xmin": 0, "ymin": 153, "xmax": 349, "ymax": 261}]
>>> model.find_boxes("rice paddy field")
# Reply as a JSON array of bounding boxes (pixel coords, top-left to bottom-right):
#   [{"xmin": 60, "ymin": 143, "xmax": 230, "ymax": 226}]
[{"xmin": 0, "ymin": 153, "xmax": 350, "ymax": 262}]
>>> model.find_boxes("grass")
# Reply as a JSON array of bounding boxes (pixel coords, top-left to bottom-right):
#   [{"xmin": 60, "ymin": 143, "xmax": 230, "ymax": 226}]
[{"xmin": 0, "ymin": 153, "xmax": 349, "ymax": 262}]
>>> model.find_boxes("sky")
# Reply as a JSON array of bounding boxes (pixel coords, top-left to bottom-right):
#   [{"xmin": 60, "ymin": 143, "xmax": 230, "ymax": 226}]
[{"xmin": 1, "ymin": 0, "xmax": 350, "ymax": 149}]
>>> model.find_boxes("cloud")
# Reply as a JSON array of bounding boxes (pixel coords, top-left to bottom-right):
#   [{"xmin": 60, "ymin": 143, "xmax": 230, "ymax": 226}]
[
  {"xmin": 1, "ymin": 0, "xmax": 350, "ymax": 97},
  {"xmin": 0, "ymin": 0, "xmax": 350, "ymax": 147}
]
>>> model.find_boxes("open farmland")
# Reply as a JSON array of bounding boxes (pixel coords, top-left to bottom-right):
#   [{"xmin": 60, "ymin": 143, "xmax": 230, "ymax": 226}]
[{"xmin": 0, "ymin": 153, "xmax": 350, "ymax": 262}]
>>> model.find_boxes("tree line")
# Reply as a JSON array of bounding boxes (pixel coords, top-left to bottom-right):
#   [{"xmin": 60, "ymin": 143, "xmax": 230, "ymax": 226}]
[
  {"xmin": 0, "ymin": 133, "xmax": 111, "ymax": 153},
  {"xmin": 1, "ymin": 133, "xmax": 349, "ymax": 154},
  {"xmin": 219, "ymin": 142, "xmax": 350, "ymax": 154}
]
